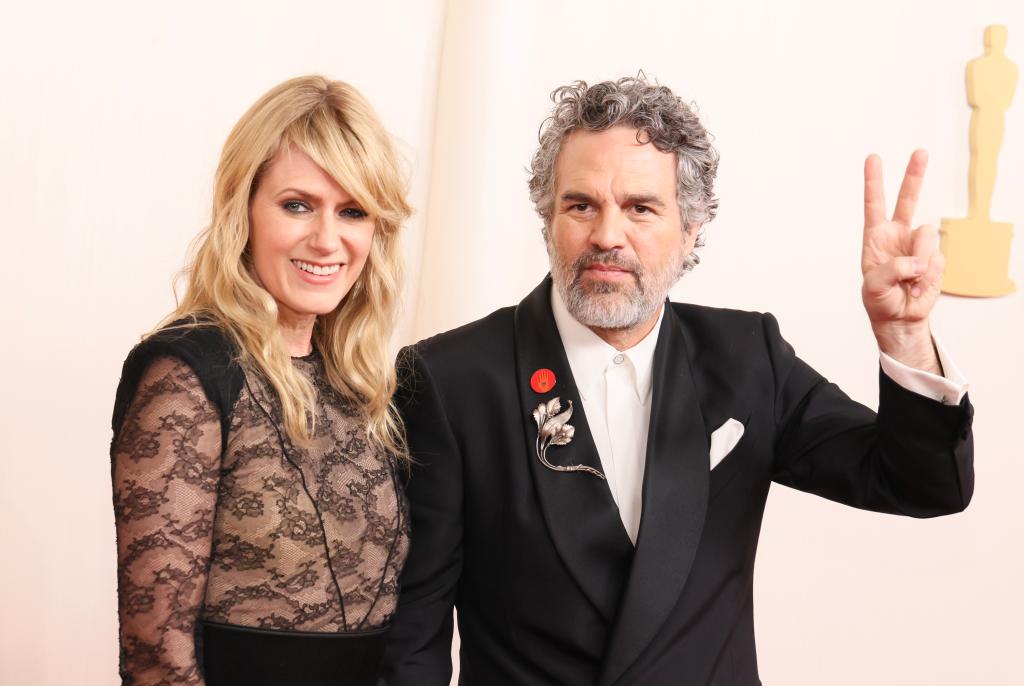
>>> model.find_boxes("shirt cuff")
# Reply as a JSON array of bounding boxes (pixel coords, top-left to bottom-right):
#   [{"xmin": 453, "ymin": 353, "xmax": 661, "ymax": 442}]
[{"xmin": 879, "ymin": 335, "xmax": 969, "ymax": 406}]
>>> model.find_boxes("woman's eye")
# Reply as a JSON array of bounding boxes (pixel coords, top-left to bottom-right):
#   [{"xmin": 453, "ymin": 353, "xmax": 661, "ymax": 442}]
[
  {"xmin": 282, "ymin": 201, "xmax": 311, "ymax": 214},
  {"xmin": 340, "ymin": 207, "xmax": 368, "ymax": 219}
]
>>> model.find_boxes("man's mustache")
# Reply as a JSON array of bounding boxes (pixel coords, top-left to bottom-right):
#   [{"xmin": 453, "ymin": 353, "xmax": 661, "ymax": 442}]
[{"xmin": 571, "ymin": 251, "xmax": 644, "ymax": 283}]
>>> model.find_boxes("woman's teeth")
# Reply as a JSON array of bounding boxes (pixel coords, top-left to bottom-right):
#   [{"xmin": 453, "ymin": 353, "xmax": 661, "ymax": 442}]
[{"xmin": 292, "ymin": 260, "xmax": 340, "ymax": 276}]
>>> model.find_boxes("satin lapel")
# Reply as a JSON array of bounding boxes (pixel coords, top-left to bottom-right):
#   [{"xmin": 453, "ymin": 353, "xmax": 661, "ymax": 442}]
[
  {"xmin": 597, "ymin": 306, "xmax": 710, "ymax": 686},
  {"xmin": 513, "ymin": 278, "xmax": 635, "ymax": 622}
]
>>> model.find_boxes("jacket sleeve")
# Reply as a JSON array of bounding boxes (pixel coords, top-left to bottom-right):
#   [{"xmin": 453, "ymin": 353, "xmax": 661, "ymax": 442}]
[
  {"xmin": 381, "ymin": 346, "xmax": 464, "ymax": 686},
  {"xmin": 765, "ymin": 313, "xmax": 975, "ymax": 517}
]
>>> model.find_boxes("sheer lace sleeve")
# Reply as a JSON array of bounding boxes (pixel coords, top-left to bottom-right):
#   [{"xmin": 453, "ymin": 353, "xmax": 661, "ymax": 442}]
[{"xmin": 112, "ymin": 356, "xmax": 222, "ymax": 686}]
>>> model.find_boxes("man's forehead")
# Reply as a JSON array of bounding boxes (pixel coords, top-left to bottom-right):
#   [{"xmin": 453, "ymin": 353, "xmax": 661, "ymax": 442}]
[{"xmin": 555, "ymin": 126, "xmax": 676, "ymax": 194}]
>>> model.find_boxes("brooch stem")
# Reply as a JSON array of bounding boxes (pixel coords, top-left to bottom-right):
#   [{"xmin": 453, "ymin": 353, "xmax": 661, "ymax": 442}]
[{"xmin": 532, "ymin": 398, "xmax": 605, "ymax": 480}]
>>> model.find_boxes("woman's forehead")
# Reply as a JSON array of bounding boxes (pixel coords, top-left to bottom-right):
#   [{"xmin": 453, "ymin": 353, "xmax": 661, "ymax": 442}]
[{"xmin": 259, "ymin": 146, "xmax": 355, "ymax": 203}]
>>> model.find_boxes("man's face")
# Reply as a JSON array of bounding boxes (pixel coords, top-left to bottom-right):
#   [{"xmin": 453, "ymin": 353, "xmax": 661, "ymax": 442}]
[{"xmin": 547, "ymin": 126, "xmax": 699, "ymax": 331}]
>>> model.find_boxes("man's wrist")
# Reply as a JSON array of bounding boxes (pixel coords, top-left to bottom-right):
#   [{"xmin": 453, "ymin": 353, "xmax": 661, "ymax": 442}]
[{"xmin": 872, "ymin": 321, "xmax": 942, "ymax": 375}]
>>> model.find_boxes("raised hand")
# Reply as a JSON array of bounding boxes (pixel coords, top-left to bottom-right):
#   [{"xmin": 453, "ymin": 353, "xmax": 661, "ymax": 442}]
[{"xmin": 861, "ymin": 149, "xmax": 943, "ymax": 374}]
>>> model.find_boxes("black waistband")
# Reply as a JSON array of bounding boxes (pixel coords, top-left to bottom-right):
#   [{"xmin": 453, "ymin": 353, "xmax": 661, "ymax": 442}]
[{"xmin": 197, "ymin": 620, "xmax": 389, "ymax": 686}]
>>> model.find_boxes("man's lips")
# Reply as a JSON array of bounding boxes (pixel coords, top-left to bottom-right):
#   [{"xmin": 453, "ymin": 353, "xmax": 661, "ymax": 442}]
[{"xmin": 582, "ymin": 263, "xmax": 634, "ymax": 277}]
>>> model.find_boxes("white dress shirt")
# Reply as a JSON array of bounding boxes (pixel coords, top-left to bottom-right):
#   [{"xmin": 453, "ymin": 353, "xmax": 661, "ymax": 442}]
[{"xmin": 550, "ymin": 288, "xmax": 969, "ymax": 545}]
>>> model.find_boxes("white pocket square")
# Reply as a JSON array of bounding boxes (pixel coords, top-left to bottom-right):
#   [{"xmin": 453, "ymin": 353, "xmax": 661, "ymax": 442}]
[{"xmin": 709, "ymin": 418, "xmax": 745, "ymax": 470}]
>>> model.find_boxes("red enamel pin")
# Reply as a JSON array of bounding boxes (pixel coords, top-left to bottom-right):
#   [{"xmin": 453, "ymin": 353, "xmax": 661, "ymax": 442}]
[{"xmin": 530, "ymin": 368, "xmax": 556, "ymax": 394}]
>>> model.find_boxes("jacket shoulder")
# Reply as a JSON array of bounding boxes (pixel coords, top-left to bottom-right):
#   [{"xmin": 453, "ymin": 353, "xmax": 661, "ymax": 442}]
[
  {"xmin": 668, "ymin": 302, "xmax": 785, "ymax": 362},
  {"xmin": 404, "ymin": 307, "xmax": 515, "ymax": 365},
  {"xmin": 670, "ymin": 301, "xmax": 767, "ymax": 333}
]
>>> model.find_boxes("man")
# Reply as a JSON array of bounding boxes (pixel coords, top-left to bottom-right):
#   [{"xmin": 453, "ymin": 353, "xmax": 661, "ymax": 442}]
[{"xmin": 382, "ymin": 77, "xmax": 973, "ymax": 686}]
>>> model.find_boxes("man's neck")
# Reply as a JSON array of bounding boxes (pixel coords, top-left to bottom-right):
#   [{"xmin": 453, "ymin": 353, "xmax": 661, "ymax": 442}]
[{"xmin": 588, "ymin": 304, "xmax": 664, "ymax": 351}]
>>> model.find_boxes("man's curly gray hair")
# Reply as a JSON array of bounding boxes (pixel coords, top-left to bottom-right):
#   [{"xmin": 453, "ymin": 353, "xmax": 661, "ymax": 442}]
[{"xmin": 528, "ymin": 76, "xmax": 719, "ymax": 272}]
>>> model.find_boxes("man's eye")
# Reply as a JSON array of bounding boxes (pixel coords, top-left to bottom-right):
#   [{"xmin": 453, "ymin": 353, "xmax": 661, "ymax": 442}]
[
  {"xmin": 573, "ymin": 203, "xmax": 590, "ymax": 212},
  {"xmin": 340, "ymin": 207, "xmax": 368, "ymax": 219},
  {"xmin": 283, "ymin": 201, "xmax": 311, "ymax": 214},
  {"xmin": 634, "ymin": 205, "xmax": 651, "ymax": 214}
]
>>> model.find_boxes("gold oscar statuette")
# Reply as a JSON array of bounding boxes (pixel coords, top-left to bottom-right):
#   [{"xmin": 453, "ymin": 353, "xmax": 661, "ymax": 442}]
[{"xmin": 940, "ymin": 25, "xmax": 1018, "ymax": 297}]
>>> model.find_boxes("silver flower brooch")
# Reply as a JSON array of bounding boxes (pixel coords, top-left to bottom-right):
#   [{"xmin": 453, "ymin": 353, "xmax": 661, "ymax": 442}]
[{"xmin": 532, "ymin": 397, "xmax": 605, "ymax": 480}]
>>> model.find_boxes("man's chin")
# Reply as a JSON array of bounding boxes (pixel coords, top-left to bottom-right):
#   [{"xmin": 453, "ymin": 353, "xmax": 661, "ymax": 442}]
[
  {"xmin": 571, "ymin": 289, "xmax": 633, "ymax": 309},
  {"xmin": 575, "ymin": 279, "xmax": 637, "ymax": 297},
  {"xmin": 565, "ymin": 291, "xmax": 647, "ymax": 328}
]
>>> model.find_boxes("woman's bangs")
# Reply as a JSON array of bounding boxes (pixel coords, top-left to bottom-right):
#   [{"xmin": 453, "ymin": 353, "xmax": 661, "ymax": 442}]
[{"xmin": 284, "ymin": 117, "xmax": 395, "ymax": 226}]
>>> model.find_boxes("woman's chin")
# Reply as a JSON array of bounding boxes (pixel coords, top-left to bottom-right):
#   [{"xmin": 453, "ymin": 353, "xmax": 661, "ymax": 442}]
[{"xmin": 276, "ymin": 293, "xmax": 349, "ymax": 320}]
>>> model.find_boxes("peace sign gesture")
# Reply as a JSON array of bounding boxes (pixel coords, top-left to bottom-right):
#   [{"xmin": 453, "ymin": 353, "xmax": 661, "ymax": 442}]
[{"xmin": 861, "ymin": 150, "xmax": 943, "ymax": 374}]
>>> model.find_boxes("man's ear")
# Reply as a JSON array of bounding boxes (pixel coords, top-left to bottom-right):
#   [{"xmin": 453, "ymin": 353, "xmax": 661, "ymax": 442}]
[{"xmin": 682, "ymin": 222, "xmax": 703, "ymax": 255}]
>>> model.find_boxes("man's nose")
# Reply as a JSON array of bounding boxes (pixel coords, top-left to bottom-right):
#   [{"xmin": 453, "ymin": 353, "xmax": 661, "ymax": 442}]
[{"xmin": 589, "ymin": 208, "xmax": 628, "ymax": 251}]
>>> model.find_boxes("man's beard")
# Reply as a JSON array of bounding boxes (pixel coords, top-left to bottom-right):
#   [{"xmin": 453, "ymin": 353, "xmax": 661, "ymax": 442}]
[{"xmin": 549, "ymin": 244, "xmax": 686, "ymax": 330}]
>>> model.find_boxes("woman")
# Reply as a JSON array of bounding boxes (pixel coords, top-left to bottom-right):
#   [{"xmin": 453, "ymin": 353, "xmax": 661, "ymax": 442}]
[{"xmin": 110, "ymin": 75, "xmax": 411, "ymax": 686}]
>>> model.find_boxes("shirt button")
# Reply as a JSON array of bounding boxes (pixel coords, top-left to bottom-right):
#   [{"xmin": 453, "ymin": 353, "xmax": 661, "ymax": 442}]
[{"xmin": 613, "ymin": 354, "xmax": 625, "ymax": 365}]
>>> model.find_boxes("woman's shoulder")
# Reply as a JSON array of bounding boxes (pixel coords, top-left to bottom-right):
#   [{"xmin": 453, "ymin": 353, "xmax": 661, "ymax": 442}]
[
  {"xmin": 112, "ymin": 319, "xmax": 244, "ymax": 436},
  {"xmin": 136, "ymin": 318, "xmax": 237, "ymax": 357}
]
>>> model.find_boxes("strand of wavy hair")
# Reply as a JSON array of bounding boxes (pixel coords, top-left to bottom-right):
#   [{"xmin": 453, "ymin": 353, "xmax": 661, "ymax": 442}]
[{"xmin": 151, "ymin": 75, "xmax": 410, "ymax": 459}]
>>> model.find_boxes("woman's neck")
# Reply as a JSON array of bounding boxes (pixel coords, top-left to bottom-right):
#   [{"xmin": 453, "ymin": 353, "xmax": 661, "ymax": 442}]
[{"xmin": 277, "ymin": 308, "xmax": 317, "ymax": 357}]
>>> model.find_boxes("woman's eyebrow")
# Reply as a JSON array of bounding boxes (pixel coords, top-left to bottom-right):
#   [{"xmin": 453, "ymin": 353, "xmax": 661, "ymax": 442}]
[{"xmin": 274, "ymin": 187, "xmax": 320, "ymax": 200}]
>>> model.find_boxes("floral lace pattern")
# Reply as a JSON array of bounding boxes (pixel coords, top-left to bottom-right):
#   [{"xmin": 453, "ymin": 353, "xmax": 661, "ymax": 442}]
[{"xmin": 112, "ymin": 353, "xmax": 408, "ymax": 685}]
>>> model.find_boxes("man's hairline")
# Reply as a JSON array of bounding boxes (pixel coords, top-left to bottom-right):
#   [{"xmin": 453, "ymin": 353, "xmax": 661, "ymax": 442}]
[{"xmin": 541, "ymin": 126, "xmax": 695, "ymax": 234}]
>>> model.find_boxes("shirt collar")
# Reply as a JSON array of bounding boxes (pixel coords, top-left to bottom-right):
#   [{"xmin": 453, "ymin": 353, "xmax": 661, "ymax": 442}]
[{"xmin": 551, "ymin": 285, "xmax": 664, "ymax": 403}]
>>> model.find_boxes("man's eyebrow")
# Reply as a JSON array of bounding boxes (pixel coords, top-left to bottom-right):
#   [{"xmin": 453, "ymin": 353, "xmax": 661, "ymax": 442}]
[
  {"xmin": 560, "ymin": 191, "xmax": 599, "ymax": 204},
  {"xmin": 623, "ymin": 193, "xmax": 667, "ymax": 208}
]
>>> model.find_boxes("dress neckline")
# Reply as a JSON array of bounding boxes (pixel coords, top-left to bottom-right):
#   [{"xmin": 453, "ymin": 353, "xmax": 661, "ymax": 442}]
[{"xmin": 292, "ymin": 347, "xmax": 319, "ymax": 363}]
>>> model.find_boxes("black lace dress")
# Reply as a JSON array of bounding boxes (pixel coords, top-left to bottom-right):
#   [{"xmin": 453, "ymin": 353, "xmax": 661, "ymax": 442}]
[{"xmin": 111, "ymin": 328, "xmax": 409, "ymax": 686}]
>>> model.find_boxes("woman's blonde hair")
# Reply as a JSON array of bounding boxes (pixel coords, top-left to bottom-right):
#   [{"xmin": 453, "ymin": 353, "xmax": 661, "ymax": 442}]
[{"xmin": 159, "ymin": 75, "xmax": 411, "ymax": 456}]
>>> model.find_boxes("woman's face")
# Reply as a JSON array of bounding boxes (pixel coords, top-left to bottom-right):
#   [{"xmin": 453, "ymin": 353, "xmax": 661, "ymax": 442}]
[{"xmin": 248, "ymin": 146, "xmax": 375, "ymax": 323}]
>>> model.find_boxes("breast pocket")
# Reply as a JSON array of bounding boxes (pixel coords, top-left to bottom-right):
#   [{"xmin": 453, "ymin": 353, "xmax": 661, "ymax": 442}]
[{"xmin": 708, "ymin": 414, "xmax": 752, "ymax": 502}]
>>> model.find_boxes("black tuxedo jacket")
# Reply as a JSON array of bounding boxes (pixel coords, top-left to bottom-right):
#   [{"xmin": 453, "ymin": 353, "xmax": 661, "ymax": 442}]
[{"xmin": 382, "ymin": 278, "xmax": 974, "ymax": 686}]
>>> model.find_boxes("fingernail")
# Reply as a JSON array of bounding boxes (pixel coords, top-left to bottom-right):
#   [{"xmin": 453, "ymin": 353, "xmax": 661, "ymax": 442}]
[
  {"xmin": 914, "ymin": 258, "xmax": 927, "ymax": 272},
  {"xmin": 911, "ymin": 286, "xmax": 922, "ymax": 298}
]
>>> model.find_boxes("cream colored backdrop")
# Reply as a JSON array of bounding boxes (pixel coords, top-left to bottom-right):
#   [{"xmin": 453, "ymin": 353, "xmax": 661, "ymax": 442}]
[
  {"xmin": 0, "ymin": 2, "xmax": 447, "ymax": 684},
  {"xmin": 1, "ymin": 0, "xmax": 1020, "ymax": 684}
]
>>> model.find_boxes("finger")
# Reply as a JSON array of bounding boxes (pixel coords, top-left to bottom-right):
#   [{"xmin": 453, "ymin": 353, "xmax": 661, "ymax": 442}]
[
  {"xmin": 923, "ymin": 249, "xmax": 945, "ymax": 291},
  {"xmin": 863, "ymin": 256, "xmax": 927, "ymax": 298},
  {"xmin": 908, "ymin": 250, "xmax": 944, "ymax": 299},
  {"xmin": 863, "ymin": 154, "xmax": 887, "ymax": 229},
  {"xmin": 892, "ymin": 149, "xmax": 928, "ymax": 226},
  {"xmin": 910, "ymin": 224, "xmax": 939, "ymax": 261},
  {"xmin": 898, "ymin": 226, "xmax": 937, "ymax": 297}
]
